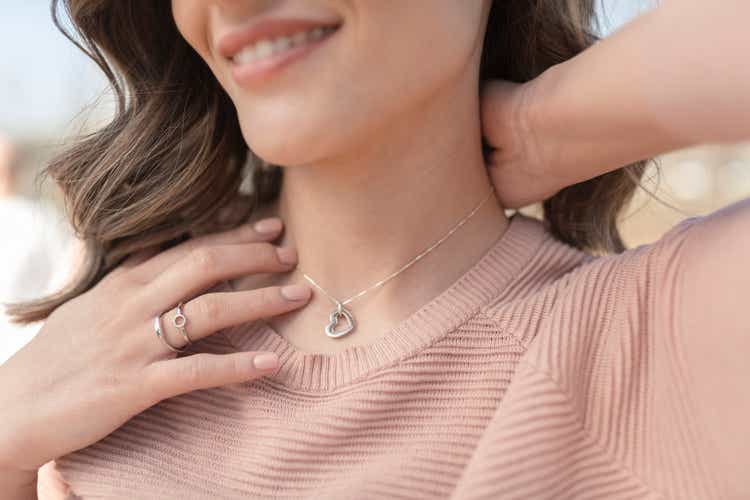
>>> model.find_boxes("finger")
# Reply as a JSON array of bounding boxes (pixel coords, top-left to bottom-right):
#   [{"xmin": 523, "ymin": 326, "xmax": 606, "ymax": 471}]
[
  {"xmin": 102, "ymin": 247, "xmax": 162, "ymax": 285},
  {"xmin": 129, "ymin": 217, "xmax": 284, "ymax": 281},
  {"xmin": 139, "ymin": 242, "xmax": 298, "ymax": 314},
  {"xmin": 155, "ymin": 284, "xmax": 312, "ymax": 350},
  {"xmin": 144, "ymin": 351, "xmax": 280, "ymax": 403},
  {"xmin": 120, "ymin": 247, "xmax": 161, "ymax": 270}
]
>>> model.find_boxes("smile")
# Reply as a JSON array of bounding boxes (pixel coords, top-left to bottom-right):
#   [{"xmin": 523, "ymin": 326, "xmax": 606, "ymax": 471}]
[
  {"xmin": 226, "ymin": 23, "xmax": 341, "ymax": 86},
  {"xmin": 231, "ymin": 25, "xmax": 338, "ymax": 66}
]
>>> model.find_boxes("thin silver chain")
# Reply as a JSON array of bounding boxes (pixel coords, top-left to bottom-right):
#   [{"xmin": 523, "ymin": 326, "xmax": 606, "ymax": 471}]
[{"xmin": 301, "ymin": 183, "xmax": 496, "ymax": 309}]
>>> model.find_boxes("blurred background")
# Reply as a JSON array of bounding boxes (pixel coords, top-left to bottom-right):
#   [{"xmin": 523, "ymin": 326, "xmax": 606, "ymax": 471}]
[{"xmin": 1, "ymin": 0, "xmax": 749, "ymax": 364}]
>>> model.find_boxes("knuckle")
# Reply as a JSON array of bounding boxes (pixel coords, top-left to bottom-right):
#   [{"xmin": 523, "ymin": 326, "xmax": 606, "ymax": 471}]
[
  {"xmin": 141, "ymin": 364, "xmax": 172, "ymax": 405},
  {"xmin": 96, "ymin": 366, "xmax": 127, "ymax": 395},
  {"xmin": 141, "ymin": 384, "xmax": 163, "ymax": 409},
  {"xmin": 248, "ymin": 242, "xmax": 277, "ymax": 264},
  {"xmin": 230, "ymin": 355, "xmax": 249, "ymax": 379},
  {"xmin": 102, "ymin": 266, "xmax": 137, "ymax": 290},
  {"xmin": 195, "ymin": 295, "xmax": 221, "ymax": 322},
  {"xmin": 256, "ymin": 287, "xmax": 279, "ymax": 311},
  {"xmin": 180, "ymin": 358, "xmax": 205, "ymax": 388},
  {"xmin": 179, "ymin": 239, "xmax": 200, "ymax": 256},
  {"xmin": 101, "ymin": 266, "xmax": 124, "ymax": 284},
  {"xmin": 190, "ymin": 247, "xmax": 219, "ymax": 272}
]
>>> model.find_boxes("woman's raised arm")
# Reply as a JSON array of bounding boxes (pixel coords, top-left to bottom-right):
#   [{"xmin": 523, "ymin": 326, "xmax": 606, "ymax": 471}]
[
  {"xmin": 481, "ymin": 2, "xmax": 750, "ymax": 496},
  {"xmin": 481, "ymin": 0, "xmax": 750, "ymax": 208}
]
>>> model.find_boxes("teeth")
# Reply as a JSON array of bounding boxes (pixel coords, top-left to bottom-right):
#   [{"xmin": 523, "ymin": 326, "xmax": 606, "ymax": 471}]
[
  {"xmin": 291, "ymin": 31, "xmax": 307, "ymax": 45},
  {"xmin": 273, "ymin": 36, "xmax": 292, "ymax": 52},
  {"xmin": 255, "ymin": 39, "xmax": 274, "ymax": 59},
  {"xmin": 232, "ymin": 26, "xmax": 336, "ymax": 65}
]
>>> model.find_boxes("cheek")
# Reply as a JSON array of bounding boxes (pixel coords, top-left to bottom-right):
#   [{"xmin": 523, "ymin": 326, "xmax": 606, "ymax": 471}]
[
  {"xmin": 172, "ymin": 1, "xmax": 226, "ymax": 82},
  {"xmin": 229, "ymin": 1, "xmax": 483, "ymax": 166},
  {"xmin": 171, "ymin": 0, "xmax": 204, "ymax": 50},
  {"xmin": 335, "ymin": 2, "xmax": 481, "ymax": 120},
  {"xmin": 337, "ymin": 0, "xmax": 482, "ymax": 119}
]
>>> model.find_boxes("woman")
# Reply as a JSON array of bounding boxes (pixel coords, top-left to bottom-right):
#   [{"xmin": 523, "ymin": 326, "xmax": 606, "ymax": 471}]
[{"xmin": 0, "ymin": 0, "xmax": 747, "ymax": 498}]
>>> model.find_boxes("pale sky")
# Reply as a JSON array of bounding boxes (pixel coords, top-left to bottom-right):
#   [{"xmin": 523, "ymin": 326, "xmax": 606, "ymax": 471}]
[{"xmin": 0, "ymin": 0, "xmax": 657, "ymax": 141}]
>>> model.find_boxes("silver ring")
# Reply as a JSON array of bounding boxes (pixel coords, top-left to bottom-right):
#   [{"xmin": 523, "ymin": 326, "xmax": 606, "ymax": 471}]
[
  {"xmin": 173, "ymin": 302, "xmax": 193, "ymax": 345},
  {"xmin": 154, "ymin": 314, "xmax": 187, "ymax": 353}
]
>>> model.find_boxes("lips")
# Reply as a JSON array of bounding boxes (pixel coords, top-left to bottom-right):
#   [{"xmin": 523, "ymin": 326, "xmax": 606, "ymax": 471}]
[{"xmin": 217, "ymin": 17, "xmax": 342, "ymax": 61}]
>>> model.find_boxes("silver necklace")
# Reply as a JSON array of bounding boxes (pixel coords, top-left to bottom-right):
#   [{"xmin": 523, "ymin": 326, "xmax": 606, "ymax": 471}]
[{"xmin": 301, "ymin": 183, "xmax": 496, "ymax": 339}]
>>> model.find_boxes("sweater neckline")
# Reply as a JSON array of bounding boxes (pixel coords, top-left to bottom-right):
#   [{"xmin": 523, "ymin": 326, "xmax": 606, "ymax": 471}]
[{"xmin": 222, "ymin": 211, "xmax": 547, "ymax": 392}]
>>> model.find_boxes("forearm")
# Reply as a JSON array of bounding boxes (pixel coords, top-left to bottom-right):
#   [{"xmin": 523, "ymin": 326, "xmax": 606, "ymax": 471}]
[
  {"xmin": 530, "ymin": 0, "xmax": 750, "ymax": 183},
  {"xmin": 0, "ymin": 466, "xmax": 37, "ymax": 500}
]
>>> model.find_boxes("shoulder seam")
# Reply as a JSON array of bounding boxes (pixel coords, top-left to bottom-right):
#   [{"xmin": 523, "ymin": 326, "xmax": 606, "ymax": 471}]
[
  {"xmin": 474, "ymin": 309, "xmax": 528, "ymax": 352},
  {"xmin": 516, "ymin": 358, "xmax": 668, "ymax": 500}
]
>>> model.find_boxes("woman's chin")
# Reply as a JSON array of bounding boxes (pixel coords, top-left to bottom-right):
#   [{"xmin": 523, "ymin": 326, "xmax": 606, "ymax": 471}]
[
  {"xmin": 245, "ymin": 134, "xmax": 338, "ymax": 169},
  {"xmin": 249, "ymin": 148, "xmax": 320, "ymax": 169}
]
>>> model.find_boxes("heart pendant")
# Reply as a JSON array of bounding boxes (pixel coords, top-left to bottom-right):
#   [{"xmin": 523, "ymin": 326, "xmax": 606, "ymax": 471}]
[{"xmin": 325, "ymin": 305, "xmax": 356, "ymax": 338}]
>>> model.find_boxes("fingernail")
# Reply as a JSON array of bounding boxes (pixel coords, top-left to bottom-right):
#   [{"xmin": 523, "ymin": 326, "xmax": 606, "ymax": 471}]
[
  {"xmin": 281, "ymin": 284, "xmax": 311, "ymax": 301},
  {"xmin": 253, "ymin": 352, "xmax": 279, "ymax": 370},
  {"xmin": 253, "ymin": 217, "xmax": 282, "ymax": 234},
  {"xmin": 276, "ymin": 246, "xmax": 297, "ymax": 265}
]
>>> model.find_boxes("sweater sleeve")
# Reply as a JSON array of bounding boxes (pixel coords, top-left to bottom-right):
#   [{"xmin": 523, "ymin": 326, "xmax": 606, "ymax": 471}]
[
  {"xmin": 615, "ymin": 211, "xmax": 741, "ymax": 499},
  {"xmin": 639, "ymin": 215, "xmax": 724, "ymax": 496},
  {"xmin": 656, "ymin": 198, "xmax": 750, "ymax": 499},
  {"xmin": 449, "ymin": 211, "xmax": 747, "ymax": 500}
]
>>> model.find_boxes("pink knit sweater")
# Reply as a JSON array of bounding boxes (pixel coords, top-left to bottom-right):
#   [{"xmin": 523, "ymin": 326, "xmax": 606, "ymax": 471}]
[{"xmin": 45, "ymin": 211, "xmax": 725, "ymax": 499}]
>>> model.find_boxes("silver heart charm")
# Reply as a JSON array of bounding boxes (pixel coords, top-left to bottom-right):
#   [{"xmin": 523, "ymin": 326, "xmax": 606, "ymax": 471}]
[{"xmin": 325, "ymin": 304, "xmax": 356, "ymax": 338}]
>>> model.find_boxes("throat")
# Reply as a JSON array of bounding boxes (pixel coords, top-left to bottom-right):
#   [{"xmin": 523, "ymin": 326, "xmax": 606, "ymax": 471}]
[{"xmin": 232, "ymin": 189, "xmax": 508, "ymax": 355}]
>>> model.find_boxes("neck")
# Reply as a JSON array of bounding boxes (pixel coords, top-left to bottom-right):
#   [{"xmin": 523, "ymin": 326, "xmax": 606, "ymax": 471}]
[{"xmin": 249, "ymin": 76, "xmax": 508, "ymax": 348}]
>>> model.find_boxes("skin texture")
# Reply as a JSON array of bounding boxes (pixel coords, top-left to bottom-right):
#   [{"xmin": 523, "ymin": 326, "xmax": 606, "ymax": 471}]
[{"xmin": 171, "ymin": 0, "xmax": 508, "ymax": 354}]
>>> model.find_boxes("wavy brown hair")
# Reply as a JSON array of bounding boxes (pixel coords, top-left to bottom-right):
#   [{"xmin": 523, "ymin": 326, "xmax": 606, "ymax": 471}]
[{"xmin": 5, "ymin": 0, "xmax": 648, "ymax": 325}]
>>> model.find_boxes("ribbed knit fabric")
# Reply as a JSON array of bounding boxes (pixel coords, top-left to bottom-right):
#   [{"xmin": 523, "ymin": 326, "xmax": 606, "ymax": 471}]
[{"xmin": 47, "ymin": 211, "xmax": 727, "ymax": 499}]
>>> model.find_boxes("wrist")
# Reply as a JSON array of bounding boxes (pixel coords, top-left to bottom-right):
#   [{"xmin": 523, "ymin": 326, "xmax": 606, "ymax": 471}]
[
  {"xmin": 523, "ymin": 57, "xmax": 679, "ymax": 187},
  {"xmin": 517, "ymin": 62, "xmax": 585, "ymax": 186}
]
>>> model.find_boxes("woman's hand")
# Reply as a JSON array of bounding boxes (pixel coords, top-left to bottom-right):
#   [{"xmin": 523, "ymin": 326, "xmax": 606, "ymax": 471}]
[
  {"xmin": 480, "ymin": 77, "xmax": 572, "ymax": 209},
  {"xmin": 0, "ymin": 217, "xmax": 311, "ymax": 476}
]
